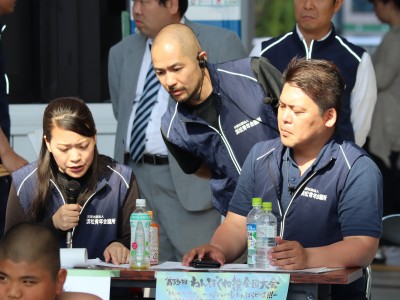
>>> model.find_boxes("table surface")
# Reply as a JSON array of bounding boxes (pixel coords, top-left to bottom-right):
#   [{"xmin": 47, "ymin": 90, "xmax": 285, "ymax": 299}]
[{"xmin": 111, "ymin": 267, "xmax": 363, "ymax": 285}]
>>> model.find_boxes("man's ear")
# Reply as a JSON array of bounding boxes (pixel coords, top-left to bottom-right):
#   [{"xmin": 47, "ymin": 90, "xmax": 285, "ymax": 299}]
[
  {"xmin": 167, "ymin": 0, "xmax": 179, "ymax": 15},
  {"xmin": 324, "ymin": 108, "xmax": 337, "ymax": 128},
  {"xmin": 333, "ymin": 0, "xmax": 344, "ymax": 14},
  {"xmin": 55, "ymin": 269, "xmax": 67, "ymax": 296},
  {"xmin": 198, "ymin": 51, "xmax": 208, "ymax": 62}
]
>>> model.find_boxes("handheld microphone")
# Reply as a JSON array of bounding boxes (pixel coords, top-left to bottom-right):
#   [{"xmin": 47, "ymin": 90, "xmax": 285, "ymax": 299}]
[{"xmin": 65, "ymin": 180, "xmax": 81, "ymax": 248}]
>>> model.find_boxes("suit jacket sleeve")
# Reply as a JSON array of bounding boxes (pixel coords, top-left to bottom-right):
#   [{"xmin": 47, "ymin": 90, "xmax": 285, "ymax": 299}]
[{"xmin": 108, "ymin": 45, "xmax": 121, "ymax": 119}]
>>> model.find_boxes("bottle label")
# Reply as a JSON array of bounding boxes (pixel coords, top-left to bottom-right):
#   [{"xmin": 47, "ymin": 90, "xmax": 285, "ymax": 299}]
[
  {"xmin": 130, "ymin": 213, "xmax": 151, "ymax": 269},
  {"xmin": 247, "ymin": 223, "xmax": 257, "ymax": 248},
  {"xmin": 247, "ymin": 223, "xmax": 257, "ymax": 265},
  {"xmin": 149, "ymin": 226, "xmax": 159, "ymax": 265},
  {"xmin": 130, "ymin": 214, "xmax": 151, "ymax": 221}
]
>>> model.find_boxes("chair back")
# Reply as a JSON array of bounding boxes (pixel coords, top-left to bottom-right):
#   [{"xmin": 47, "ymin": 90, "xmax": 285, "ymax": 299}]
[{"xmin": 381, "ymin": 214, "xmax": 400, "ymax": 245}]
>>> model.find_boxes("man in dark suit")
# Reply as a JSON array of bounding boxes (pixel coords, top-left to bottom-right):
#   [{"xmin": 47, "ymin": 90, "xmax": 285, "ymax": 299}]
[{"xmin": 108, "ymin": 0, "xmax": 247, "ymax": 262}]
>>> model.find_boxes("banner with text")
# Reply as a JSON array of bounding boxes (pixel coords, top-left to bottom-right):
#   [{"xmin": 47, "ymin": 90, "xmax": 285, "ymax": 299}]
[{"xmin": 156, "ymin": 271, "xmax": 290, "ymax": 300}]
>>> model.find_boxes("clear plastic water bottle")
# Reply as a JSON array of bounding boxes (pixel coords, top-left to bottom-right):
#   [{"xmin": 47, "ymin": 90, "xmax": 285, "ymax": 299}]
[
  {"xmin": 130, "ymin": 199, "xmax": 151, "ymax": 269},
  {"xmin": 246, "ymin": 197, "xmax": 262, "ymax": 268},
  {"xmin": 256, "ymin": 201, "xmax": 277, "ymax": 269}
]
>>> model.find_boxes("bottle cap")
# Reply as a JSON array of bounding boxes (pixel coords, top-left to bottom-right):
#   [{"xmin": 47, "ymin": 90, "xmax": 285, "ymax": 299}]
[
  {"xmin": 251, "ymin": 197, "xmax": 262, "ymax": 206},
  {"xmin": 136, "ymin": 198, "xmax": 146, "ymax": 207},
  {"xmin": 262, "ymin": 202, "xmax": 272, "ymax": 210}
]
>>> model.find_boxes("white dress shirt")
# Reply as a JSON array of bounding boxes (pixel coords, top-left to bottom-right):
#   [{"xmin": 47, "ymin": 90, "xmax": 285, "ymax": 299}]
[{"xmin": 125, "ymin": 39, "xmax": 169, "ymax": 155}]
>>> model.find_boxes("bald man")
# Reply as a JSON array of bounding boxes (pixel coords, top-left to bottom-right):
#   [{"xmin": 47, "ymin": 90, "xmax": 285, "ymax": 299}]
[
  {"xmin": 0, "ymin": 223, "xmax": 100, "ymax": 300},
  {"xmin": 109, "ymin": 0, "xmax": 247, "ymax": 263},
  {"xmin": 154, "ymin": 24, "xmax": 282, "ymax": 215}
]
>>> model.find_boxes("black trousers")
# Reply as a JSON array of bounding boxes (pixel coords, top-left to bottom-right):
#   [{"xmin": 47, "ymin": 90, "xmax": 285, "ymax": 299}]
[{"xmin": 0, "ymin": 175, "xmax": 11, "ymax": 237}]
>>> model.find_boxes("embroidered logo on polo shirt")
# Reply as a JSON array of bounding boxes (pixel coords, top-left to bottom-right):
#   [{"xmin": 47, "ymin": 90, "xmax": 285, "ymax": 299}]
[
  {"xmin": 301, "ymin": 187, "xmax": 327, "ymax": 201},
  {"xmin": 86, "ymin": 214, "xmax": 116, "ymax": 225},
  {"xmin": 234, "ymin": 117, "xmax": 262, "ymax": 135}
]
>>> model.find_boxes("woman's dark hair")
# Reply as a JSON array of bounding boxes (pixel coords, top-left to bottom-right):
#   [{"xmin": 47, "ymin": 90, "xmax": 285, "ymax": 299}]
[
  {"xmin": 30, "ymin": 97, "xmax": 100, "ymax": 221},
  {"xmin": 283, "ymin": 57, "xmax": 345, "ymax": 121}
]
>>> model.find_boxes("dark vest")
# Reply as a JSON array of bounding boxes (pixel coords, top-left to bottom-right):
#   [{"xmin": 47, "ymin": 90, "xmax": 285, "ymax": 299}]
[
  {"xmin": 261, "ymin": 25, "xmax": 365, "ymax": 142},
  {"xmin": 162, "ymin": 58, "xmax": 281, "ymax": 215},
  {"xmin": 12, "ymin": 160, "xmax": 132, "ymax": 259}
]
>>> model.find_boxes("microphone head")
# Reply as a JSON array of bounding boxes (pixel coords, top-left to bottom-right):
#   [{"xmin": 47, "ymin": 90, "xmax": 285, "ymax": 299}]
[{"xmin": 66, "ymin": 180, "xmax": 81, "ymax": 204}]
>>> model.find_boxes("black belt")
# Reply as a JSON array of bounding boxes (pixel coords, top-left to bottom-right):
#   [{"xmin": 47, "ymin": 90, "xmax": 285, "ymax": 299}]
[{"xmin": 138, "ymin": 154, "xmax": 169, "ymax": 165}]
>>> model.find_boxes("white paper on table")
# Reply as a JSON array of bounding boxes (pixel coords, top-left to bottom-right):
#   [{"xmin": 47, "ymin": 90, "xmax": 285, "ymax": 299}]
[
  {"xmin": 221, "ymin": 263, "xmax": 343, "ymax": 273},
  {"xmin": 88, "ymin": 258, "xmax": 130, "ymax": 269},
  {"xmin": 151, "ymin": 261, "xmax": 201, "ymax": 271},
  {"xmin": 152, "ymin": 261, "xmax": 342, "ymax": 273}
]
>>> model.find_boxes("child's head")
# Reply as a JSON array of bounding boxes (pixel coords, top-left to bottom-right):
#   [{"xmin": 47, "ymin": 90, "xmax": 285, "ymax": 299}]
[{"xmin": 0, "ymin": 223, "xmax": 67, "ymax": 300}]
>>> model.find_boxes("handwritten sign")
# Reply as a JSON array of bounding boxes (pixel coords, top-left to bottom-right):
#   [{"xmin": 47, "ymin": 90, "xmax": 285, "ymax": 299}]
[{"xmin": 156, "ymin": 271, "xmax": 290, "ymax": 300}]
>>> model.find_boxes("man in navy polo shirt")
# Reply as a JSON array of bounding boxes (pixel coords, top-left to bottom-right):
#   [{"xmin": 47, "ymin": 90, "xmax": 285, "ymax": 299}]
[{"xmin": 183, "ymin": 58, "xmax": 382, "ymax": 300}]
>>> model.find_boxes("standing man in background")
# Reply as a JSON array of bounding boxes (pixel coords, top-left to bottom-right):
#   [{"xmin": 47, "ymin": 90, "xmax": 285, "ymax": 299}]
[
  {"xmin": 252, "ymin": 0, "xmax": 377, "ymax": 147},
  {"xmin": 0, "ymin": 0, "xmax": 28, "ymax": 237},
  {"xmin": 108, "ymin": 0, "xmax": 247, "ymax": 262}
]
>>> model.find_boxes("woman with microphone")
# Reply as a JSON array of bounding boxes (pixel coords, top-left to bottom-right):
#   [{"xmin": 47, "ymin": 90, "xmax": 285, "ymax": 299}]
[{"xmin": 4, "ymin": 97, "xmax": 139, "ymax": 265}]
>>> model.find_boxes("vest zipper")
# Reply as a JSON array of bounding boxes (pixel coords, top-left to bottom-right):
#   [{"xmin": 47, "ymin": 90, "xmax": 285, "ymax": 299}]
[
  {"xmin": 302, "ymin": 39, "xmax": 314, "ymax": 59},
  {"xmin": 280, "ymin": 171, "xmax": 318, "ymax": 238},
  {"xmin": 205, "ymin": 123, "xmax": 241, "ymax": 174},
  {"xmin": 178, "ymin": 113, "xmax": 242, "ymax": 175}
]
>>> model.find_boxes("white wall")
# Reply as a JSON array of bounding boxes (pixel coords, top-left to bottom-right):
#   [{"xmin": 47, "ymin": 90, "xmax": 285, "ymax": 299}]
[{"xmin": 9, "ymin": 104, "xmax": 117, "ymax": 162}]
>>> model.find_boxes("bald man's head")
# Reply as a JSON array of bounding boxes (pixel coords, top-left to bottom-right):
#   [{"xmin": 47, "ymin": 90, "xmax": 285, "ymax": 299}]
[
  {"xmin": 153, "ymin": 23, "xmax": 203, "ymax": 61},
  {"xmin": 0, "ymin": 223, "xmax": 60, "ymax": 278},
  {"xmin": 151, "ymin": 23, "xmax": 213, "ymax": 106}
]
